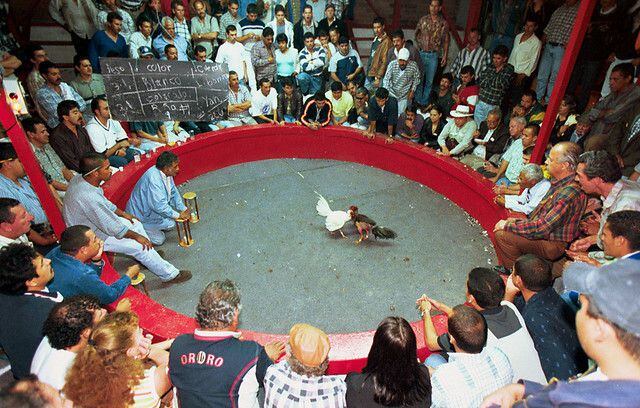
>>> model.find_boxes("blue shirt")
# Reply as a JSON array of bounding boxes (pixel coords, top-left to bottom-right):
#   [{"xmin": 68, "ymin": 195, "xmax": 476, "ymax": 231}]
[
  {"xmin": 0, "ymin": 174, "xmax": 47, "ymax": 224},
  {"xmin": 126, "ymin": 166, "xmax": 186, "ymax": 228},
  {"xmin": 88, "ymin": 30, "xmax": 128, "ymax": 73},
  {"xmin": 46, "ymin": 246, "xmax": 130, "ymax": 305},
  {"xmin": 515, "ymin": 287, "xmax": 588, "ymax": 381},
  {"xmin": 152, "ymin": 35, "xmax": 190, "ymax": 61}
]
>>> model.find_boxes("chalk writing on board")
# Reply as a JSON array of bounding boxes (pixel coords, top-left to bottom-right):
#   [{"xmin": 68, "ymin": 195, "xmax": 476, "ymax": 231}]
[{"xmin": 100, "ymin": 58, "xmax": 229, "ymax": 122}]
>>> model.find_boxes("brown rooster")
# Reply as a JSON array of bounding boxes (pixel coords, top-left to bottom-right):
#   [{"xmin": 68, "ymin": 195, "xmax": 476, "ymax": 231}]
[{"xmin": 349, "ymin": 206, "xmax": 398, "ymax": 244}]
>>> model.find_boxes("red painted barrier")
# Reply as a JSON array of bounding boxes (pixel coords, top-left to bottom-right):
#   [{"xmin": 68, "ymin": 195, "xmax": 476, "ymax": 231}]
[{"xmin": 101, "ymin": 124, "xmax": 508, "ymax": 374}]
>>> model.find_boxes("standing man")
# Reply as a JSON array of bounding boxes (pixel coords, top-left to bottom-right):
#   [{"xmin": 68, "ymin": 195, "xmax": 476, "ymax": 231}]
[
  {"xmin": 414, "ymin": 0, "xmax": 449, "ymax": 105},
  {"xmin": 152, "ymin": 17, "xmax": 190, "ymax": 61},
  {"xmin": 49, "ymin": 0, "xmax": 100, "ymax": 55},
  {"xmin": 508, "ymin": 17, "xmax": 542, "ymax": 105},
  {"xmin": 297, "ymin": 32, "xmax": 327, "ymax": 96},
  {"xmin": 129, "ymin": 15, "xmax": 153, "ymax": 58},
  {"xmin": 474, "ymin": 45, "xmax": 514, "ymax": 125},
  {"xmin": 449, "ymin": 28, "xmax": 490, "ymax": 83},
  {"xmin": 219, "ymin": 0, "xmax": 243, "ymax": 43},
  {"xmin": 328, "ymin": 36, "xmax": 362, "ymax": 88},
  {"xmin": 239, "ymin": 3, "xmax": 265, "ymax": 52},
  {"xmin": 293, "ymin": 5, "xmax": 317, "ymax": 52},
  {"xmin": 535, "ymin": 0, "xmax": 580, "ymax": 105},
  {"xmin": 171, "ymin": 0, "xmax": 191, "ymax": 41},
  {"xmin": 88, "ymin": 12, "xmax": 128, "ymax": 73},
  {"xmin": 97, "ymin": 0, "xmax": 135, "ymax": 42},
  {"xmin": 493, "ymin": 142, "xmax": 587, "ymax": 269},
  {"xmin": 318, "ymin": 4, "xmax": 346, "ymax": 37},
  {"xmin": 127, "ymin": 151, "xmax": 190, "ymax": 245},
  {"xmin": 50, "ymin": 100, "xmax": 95, "ymax": 173},
  {"xmin": 386, "ymin": 30, "xmax": 422, "ymax": 76},
  {"xmin": 251, "ymin": 27, "xmax": 277, "ymax": 84},
  {"xmin": 63, "ymin": 153, "xmax": 191, "ymax": 283},
  {"xmin": 382, "ymin": 48, "xmax": 421, "ymax": 116},
  {"xmin": 216, "ymin": 26, "xmax": 250, "ymax": 88},
  {"xmin": 191, "ymin": 0, "xmax": 219, "ymax": 59},
  {"xmin": 364, "ymin": 17, "xmax": 392, "ymax": 92},
  {"xmin": 35, "ymin": 61, "xmax": 87, "ymax": 129}
]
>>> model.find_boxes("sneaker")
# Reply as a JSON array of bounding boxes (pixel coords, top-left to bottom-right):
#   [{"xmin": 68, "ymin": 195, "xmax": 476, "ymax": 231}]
[{"xmin": 166, "ymin": 270, "xmax": 192, "ymax": 284}]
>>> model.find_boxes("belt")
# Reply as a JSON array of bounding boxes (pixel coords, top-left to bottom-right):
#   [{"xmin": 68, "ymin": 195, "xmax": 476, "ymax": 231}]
[{"xmin": 547, "ymin": 42, "xmax": 564, "ymax": 47}]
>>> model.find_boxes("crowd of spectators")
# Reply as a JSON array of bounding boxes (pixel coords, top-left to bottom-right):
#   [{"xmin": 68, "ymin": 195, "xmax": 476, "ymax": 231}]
[{"xmin": 0, "ymin": 0, "xmax": 640, "ymax": 406}]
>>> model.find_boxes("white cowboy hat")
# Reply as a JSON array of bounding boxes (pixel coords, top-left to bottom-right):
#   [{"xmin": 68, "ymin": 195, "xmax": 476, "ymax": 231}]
[{"xmin": 450, "ymin": 105, "xmax": 473, "ymax": 118}]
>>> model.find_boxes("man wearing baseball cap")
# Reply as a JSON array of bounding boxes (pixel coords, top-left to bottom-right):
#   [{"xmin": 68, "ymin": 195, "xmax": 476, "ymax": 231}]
[
  {"xmin": 263, "ymin": 323, "xmax": 347, "ymax": 407},
  {"xmin": 482, "ymin": 259, "xmax": 640, "ymax": 407}
]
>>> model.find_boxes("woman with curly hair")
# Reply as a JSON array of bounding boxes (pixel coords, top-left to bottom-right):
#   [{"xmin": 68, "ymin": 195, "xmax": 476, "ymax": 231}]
[
  {"xmin": 345, "ymin": 316, "xmax": 432, "ymax": 407},
  {"xmin": 63, "ymin": 311, "xmax": 172, "ymax": 408}
]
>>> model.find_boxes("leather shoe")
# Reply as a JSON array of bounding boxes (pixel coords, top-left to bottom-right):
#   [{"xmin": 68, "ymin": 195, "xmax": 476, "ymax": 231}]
[{"xmin": 167, "ymin": 270, "xmax": 192, "ymax": 284}]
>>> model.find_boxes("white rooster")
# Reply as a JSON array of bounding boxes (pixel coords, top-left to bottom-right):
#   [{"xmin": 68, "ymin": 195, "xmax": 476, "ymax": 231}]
[{"xmin": 315, "ymin": 192, "xmax": 352, "ymax": 238}]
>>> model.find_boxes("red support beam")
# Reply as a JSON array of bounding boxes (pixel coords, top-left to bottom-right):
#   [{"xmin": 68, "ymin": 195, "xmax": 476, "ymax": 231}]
[
  {"xmin": 464, "ymin": 0, "xmax": 483, "ymax": 44},
  {"xmin": 0, "ymin": 96, "xmax": 67, "ymax": 236},
  {"xmin": 531, "ymin": 0, "xmax": 597, "ymax": 164},
  {"xmin": 391, "ymin": 0, "xmax": 401, "ymax": 31}
]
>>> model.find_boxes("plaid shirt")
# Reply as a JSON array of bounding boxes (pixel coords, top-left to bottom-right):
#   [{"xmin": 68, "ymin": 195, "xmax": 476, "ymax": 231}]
[
  {"xmin": 505, "ymin": 175, "xmax": 587, "ymax": 242},
  {"xmin": 450, "ymin": 45, "xmax": 491, "ymax": 80},
  {"xmin": 263, "ymin": 360, "xmax": 346, "ymax": 408},
  {"xmin": 415, "ymin": 14, "xmax": 448, "ymax": 53},
  {"xmin": 228, "ymin": 85, "xmax": 252, "ymax": 119},
  {"xmin": 544, "ymin": 2, "xmax": 580, "ymax": 45},
  {"xmin": 173, "ymin": 17, "xmax": 191, "ymax": 42},
  {"xmin": 478, "ymin": 63, "xmax": 514, "ymax": 106},
  {"xmin": 36, "ymin": 83, "xmax": 87, "ymax": 128}
]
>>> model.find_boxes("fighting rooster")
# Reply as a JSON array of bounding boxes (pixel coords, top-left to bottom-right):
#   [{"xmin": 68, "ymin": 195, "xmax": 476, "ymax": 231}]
[
  {"xmin": 349, "ymin": 206, "xmax": 397, "ymax": 244},
  {"xmin": 315, "ymin": 192, "xmax": 351, "ymax": 238}
]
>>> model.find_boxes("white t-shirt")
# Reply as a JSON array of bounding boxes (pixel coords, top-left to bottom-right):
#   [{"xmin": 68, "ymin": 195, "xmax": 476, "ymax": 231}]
[
  {"xmin": 249, "ymin": 88, "xmax": 278, "ymax": 116},
  {"xmin": 216, "ymin": 41, "xmax": 248, "ymax": 80},
  {"xmin": 85, "ymin": 117, "xmax": 129, "ymax": 154},
  {"xmin": 30, "ymin": 337, "xmax": 76, "ymax": 391}
]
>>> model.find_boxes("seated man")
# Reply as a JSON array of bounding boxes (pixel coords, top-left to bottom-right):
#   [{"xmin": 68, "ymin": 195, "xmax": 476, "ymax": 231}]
[
  {"xmin": 607, "ymin": 101, "xmax": 640, "ymax": 177},
  {"xmin": 126, "ymin": 151, "xmax": 190, "ymax": 245},
  {"xmin": 169, "ymin": 280, "xmax": 284, "ymax": 406},
  {"xmin": 50, "ymin": 100, "xmax": 96, "ymax": 173},
  {"xmin": 0, "ymin": 243, "xmax": 62, "ymax": 378},
  {"xmin": 152, "ymin": 17, "xmax": 190, "ymax": 61},
  {"xmin": 437, "ymin": 105, "xmax": 477, "ymax": 157},
  {"xmin": 505, "ymin": 254, "xmax": 588, "ymax": 381},
  {"xmin": 63, "ymin": 153, "xmax": 191, "ymax": 284},
  {"xmin": 459, "ymin": 108, "xmax": 509, "ymax": 170},
  {"xmin": 23, "ymin": 116, "xmax": 73, "ymax": 195},
  {"xmin": 31, "ymin": 295, "xmax": 104, "ymax": 391},
  {"xmin": 483, "ymin": 260, "xmax": 640, "ymax": 408},
  {"xmin": 419, "ymin": 267, "xmax": 546, "ymax": 383},
  {"xmin": 395, "ymin": 105, "xmax": 424, "ymax": 143},
  {"xmin": 363, "ymin": 87, "xmax": 398, "ymax": 140},
  {"xmin": 480, "ymin": 115, "xmax": 527, "ymax": 177},
  {"xmin": 510, "ymin": 89, "xmax": 544, "ymax": 125},
  {"xmin": 430, "ymin": 74, "xmax": 455, "ymax": 116},
  {"xmin": 301, "ymin": 92, "xmax": 332, "ymax": 130},
  {"xmin": 35, "ymin": 61, "xmax": 87, "ymax": 129},
  {"xmin": 264, "ymin": 323, "xmax": 346, "ymax": 407},
  {"xmin": 47, "ymin": 225, "xmax": 137, "ymax": 304},
  {"xmin": 495, "ymin": 163, "xmax": 551, "ymax": 216},
  {"xmin": 345, "ymin": 87, "xmax": 370, "ymax": 130},
  {"xmin": 488, "ymin": 123, "xmax": 538, "ymax": 185},
  {"xmin": 326, "ymin": 81, "xmax": 353, "ymax": 126},
  {"xmin": 85, "ymin": 96, "xmax": 138, "ymax": 168},
  {"xmin": 416, "ymin": 302, "xmax": 513, "ymax": 407},
  {"xmin": 297, "ymin": 32, "xmax": 326, "ymax": 96},
  {"xmin": 250, "ymin": 77, "xmax": 279, "ymax": 124},
  {"xmin": 494, "ymin": 142, "xmax": 587, "ymax": 269},
  {"xmin": 129, "ymin": 120, "xmax": 186, "ymax": 151},
  {"xmin": 276, "ymin": 77, "xmax": 303, "ymax": 124},
  {"xmin": 566, "ymin": 210, "xmax": 640, "ymax": 266},
  {"xmin": 0, "ymin": 198, "xmax": 56, "ymax": 251},
  {"xmin": 328, "ymin": 36, "xmax": 363, "ymax": 89},
  {"xmin": 69, "ymin": 55, "xmax": 106, "ymax": 106},
  {"xmin": 451, "ymin": 65, "xmax": 479, "ymax": 111},
  {"xmin": 223, "ymin": 70, "xmax": 258, "ymax": 127}
]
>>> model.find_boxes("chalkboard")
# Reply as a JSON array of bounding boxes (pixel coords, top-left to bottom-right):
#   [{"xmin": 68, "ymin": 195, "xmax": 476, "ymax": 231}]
[{"xmin": 100, "ymin": 58, "xmax": 229, "ymax": 122}]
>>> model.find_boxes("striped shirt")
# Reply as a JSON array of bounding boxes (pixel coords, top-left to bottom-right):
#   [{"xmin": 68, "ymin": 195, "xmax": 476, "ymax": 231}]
[
  {"xmin": 219, "ymin": 11, "xmax": 242, "ymax": 41},
  {"xmin": 431, "ymin": 346, "xmax": 513, "ymax": 408},
  {"xmin": 228, "ymin": 85, "xmax": 252, "ymax": 119},
  {"xmin": 239, "ymin": 17, "xmax": 265, "ymax": 51},
  {"xmin": 382, "ymin": 59, "xmax": 421, "ymax": 100},
  {"xmin": 450, "ymin": 45, "xmax": 491, "ymax": 80},
  {"xmin": 173, "ymin": 17, "xmax": 191, "ymax": 43},
  {"xmin": 505, "ymin": 174, "xmax": 587, "ymax": 242},
  {"xmin": 299, "ymin": 46, "xmax": 326, "ymax": 76},
  {"xmin": 0, "ymin": 174, "xmax": 47, "ymax": 224},
  {"xmin": 264, "ymin": 360, "xmax": 346, "ymax": 408},
  {"xmin": 131, "ymin": 366, "xmax": 161, "ymax": 408}
]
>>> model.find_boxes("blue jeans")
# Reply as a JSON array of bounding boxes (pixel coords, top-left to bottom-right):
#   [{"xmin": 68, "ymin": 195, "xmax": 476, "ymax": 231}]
[
  {"xmin": 474, "ymin": 100, "xmax": 497, "ymax": 126},
  {"xmin": 536, "ymin": 44, "xmax": 565, "ymax": 103},
  {"xmin": 424, "ymin": 353, "xmax": 448, "ymax": 368},
  {"xmin": 297, "ymin": 72, "xmax": 322, "ymax": 96},
  {"xmin": 283, "ymin": 114, "xmax": 297, "ymax": 123},
  {"xmin": 496, "ymin": 177, "xmax": 514, "ymax": 186},
  {"xmin": 417, "ymin": 50, "xmax": 439, "ymax": 105},
  {"xmin": 107, "ymin": 147, "xmax": 136, "ymax": 168}
]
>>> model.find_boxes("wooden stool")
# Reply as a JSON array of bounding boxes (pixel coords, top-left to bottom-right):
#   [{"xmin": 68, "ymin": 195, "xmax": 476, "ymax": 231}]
[{"xmin": 131, "ymin": 272, "xmax": 150, "ymax": 297}]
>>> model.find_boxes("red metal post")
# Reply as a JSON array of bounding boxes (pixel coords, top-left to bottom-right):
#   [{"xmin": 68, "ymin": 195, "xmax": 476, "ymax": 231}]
[
  {"xmin": 531, "ymin": 0, "xmax": 597, "ymax": 164},
  {"xmin": 0, "ymin": 96, "xmax": 66, "ymax": 235},
  {"xmin": 391, "ymin": 0, "xmax": 401, "ymax": 31},
  {"xmin": 464, "ymin": 0, "xmax": 483, "ymax": 44}
]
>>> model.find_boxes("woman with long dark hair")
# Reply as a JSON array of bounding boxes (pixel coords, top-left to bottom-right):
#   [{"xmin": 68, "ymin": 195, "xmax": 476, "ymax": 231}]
[{"xmin": 345, "ymin": 317, "xmax": 432, "ymax": 407}]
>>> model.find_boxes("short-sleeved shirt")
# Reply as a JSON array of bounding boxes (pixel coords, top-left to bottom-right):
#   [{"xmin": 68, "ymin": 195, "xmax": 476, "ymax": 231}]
[
  {"xmin": 249, "ymin": 88, "xmax": 278, "ymax": 116},
  {"xmin": 191, "ymin": 14, "xmax": 220, "ymax": 58},
  {"xmin": 239, "ymin": 17, "xmax": 265, "ymax": 51},
  {"xmin": 70, "ymin": 74, "xmax": 106, "ymax": 103},
  {"xmin": 216, "ymin": 41, "xmax": 247, "ymax": 80},
  {"xmin": 0, "ymin": 174, "xmax": 47, "ymax": 224},
  {"xmin": 85, "ymin": 116, "xmax": 128, "ymax": 154},
  {"xmin": 325, "ymin": 91, "xmax": 354, "ymax": 119},
  {"xmin": 515, "ymin": 287, "xmax": 588, "ymax": 381},
  {"xmin": 228, "ymin": 85, "xmax": 252, "ymax": 119},
  {"xmin": 328, "ymin": 49, "xmax": 362, "ymax": 85}
]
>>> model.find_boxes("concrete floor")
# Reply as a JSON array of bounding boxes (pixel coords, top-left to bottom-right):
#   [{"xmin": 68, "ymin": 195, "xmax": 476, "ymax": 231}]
[{"xmin": 114, "ymin": 159, "xmax": 497, "ymax": 333}]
